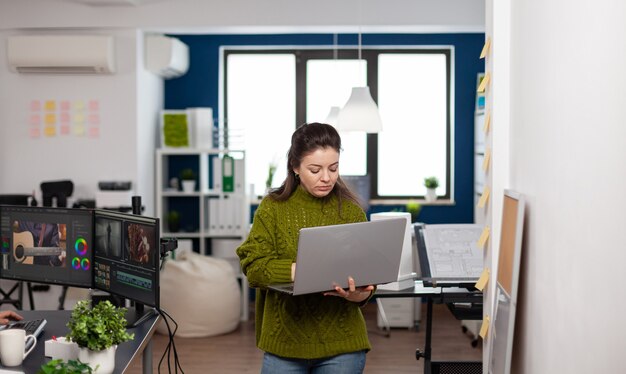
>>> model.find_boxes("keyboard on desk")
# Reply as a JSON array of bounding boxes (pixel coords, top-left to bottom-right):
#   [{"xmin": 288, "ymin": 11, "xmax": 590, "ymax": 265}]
[{"xmin": 1, "ymin": 319, "xmax": 47, "ymax": 351}]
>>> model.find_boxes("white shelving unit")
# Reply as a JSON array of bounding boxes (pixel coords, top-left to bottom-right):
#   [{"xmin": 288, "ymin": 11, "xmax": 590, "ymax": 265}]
[{"xmin": 156, "ymin": 148, "xmax": 250, "ymax": 320}]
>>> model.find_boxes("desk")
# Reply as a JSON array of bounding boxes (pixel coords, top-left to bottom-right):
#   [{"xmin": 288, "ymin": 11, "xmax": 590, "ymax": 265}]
[
  {"xmin": 0, "ymin": 310, "xmax": 159, "ymax": 374},
  {"xmin": 374, "ymin": 280, "xmax": 483, "ymax": 374}
]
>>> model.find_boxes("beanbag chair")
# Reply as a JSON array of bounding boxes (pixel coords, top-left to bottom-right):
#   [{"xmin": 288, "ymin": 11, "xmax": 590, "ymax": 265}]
[{"xmin": 157, "ymin": 251, "xmax": 241, "ymax": 337}]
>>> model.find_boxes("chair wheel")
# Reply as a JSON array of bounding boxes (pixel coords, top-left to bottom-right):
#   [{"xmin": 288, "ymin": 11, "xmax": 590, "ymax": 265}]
[
  {"xmin": 471, "ymin": 339, "xmax": 478, "ymax": 348},
  {"xmin": 462, "ymin": 326, "xmax": 468, "ymax": 333}
]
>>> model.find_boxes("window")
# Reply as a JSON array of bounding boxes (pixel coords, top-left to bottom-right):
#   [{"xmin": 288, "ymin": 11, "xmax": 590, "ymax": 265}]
[{"xmin": 224, "ymin": 47, "xmax": 452, "ymax": 201}]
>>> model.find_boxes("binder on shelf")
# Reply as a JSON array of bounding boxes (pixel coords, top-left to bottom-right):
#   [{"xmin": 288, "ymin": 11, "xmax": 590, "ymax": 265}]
[
  {"xmin": 222, "ymin": 155, "xmax": 234, "ymax": 192},
  {"xmin": 234, "ymin": 158, "xmax": 245, "ymax": 193},
  {"xmin": 212, "ymin": 155, "xmax": 222, "ymax": 191}
]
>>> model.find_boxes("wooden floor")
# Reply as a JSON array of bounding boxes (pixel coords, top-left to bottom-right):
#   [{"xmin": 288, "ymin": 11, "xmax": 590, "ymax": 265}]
[{"xmin": 126, "ymin": 302, "xmax": 482, "ymax": 373}]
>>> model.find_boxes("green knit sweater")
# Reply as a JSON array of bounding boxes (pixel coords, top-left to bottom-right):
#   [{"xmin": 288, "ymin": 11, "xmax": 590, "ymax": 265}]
[{"xmin": 236, "ymin": 186, "xmax": 371, "ymax": 359}]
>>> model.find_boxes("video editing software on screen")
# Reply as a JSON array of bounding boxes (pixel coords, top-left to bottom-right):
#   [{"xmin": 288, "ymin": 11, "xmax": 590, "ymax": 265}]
[
  {"xmin": 0, "ymin": 206, "xmax": 93, "ymax": 288},
  {"xmin": 94, "ymin": 210, "xmax": 159, "ymax": 308}
]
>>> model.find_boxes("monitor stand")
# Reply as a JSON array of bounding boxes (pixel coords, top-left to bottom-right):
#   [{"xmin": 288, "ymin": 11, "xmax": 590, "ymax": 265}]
[{"xmin": 125, "ymin": 303, "xmax": 158, "ymax": 328}]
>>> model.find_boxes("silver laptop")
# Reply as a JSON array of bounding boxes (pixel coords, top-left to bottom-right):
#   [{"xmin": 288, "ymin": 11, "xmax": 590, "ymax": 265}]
[{"xmin": 268, "ymin": 218, "xmax": 407, "ymax": 296}]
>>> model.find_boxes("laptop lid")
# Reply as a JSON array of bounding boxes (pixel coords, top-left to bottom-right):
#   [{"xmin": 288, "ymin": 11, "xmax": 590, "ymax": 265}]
[{"xmin": 291, "ymin": 218, "xmax": 407, "ymax": 296}]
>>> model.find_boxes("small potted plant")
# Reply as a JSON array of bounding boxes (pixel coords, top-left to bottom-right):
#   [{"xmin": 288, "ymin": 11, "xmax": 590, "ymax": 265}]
[
  {"xmin": 405, "ymin": 200, "xmax": 422, "ymax": 223},
  {"xmin": 66, "ymin": 300, "xmax": 134, "ymax": 374},
  {"xmin": 167, "ymin": 210, "xmax": 181, "ymax": 233},
  {"xmin": 424, "ymin": 176, "xmax": 439, "ymax": 202},
  {"xmin": 179, "ymin": 168, "xmax": 196, "ymax": 193}
]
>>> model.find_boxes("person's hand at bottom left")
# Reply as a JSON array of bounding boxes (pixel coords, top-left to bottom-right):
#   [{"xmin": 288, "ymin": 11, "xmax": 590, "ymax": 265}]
[{"xmin": 0, "ymin": 311, "xmax": 23, "ymax": 325}]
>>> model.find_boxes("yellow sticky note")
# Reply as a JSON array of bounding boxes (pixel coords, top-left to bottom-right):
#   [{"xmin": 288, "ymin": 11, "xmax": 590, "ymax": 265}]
[
  {"xmin": 475, "ymin": 268, "xmax": 490, "ymax": 291},
  {"xmin": 44, "ymin": 113, "xmax": 56, "ymax": 125},
  {"xmin": 483, "ymin": 111, "xmax": 491, "ymax": 133},
  {"xmin": 477, "ymin": 186, "xmax": 490, "ymax": 209},
  {"xmin": 74, "ymin": 101, "xmax": 85, "ymax": 111},
  {"xmin": 44, "ymin": 100, "xmax": 56, "ymax": 111},
  {"xmin": 74, "ymin": 113, "xmax": 85, "ymax": 124},
  {"xmin": 479, "ymin": 315, "xmax": 490, "ymax": 339},
  {"xmin": 74, "ymin": 125, "xmax": 86, "ymax": 136},
  {"xmin": 480, "ymin": 37, "xmax": 491, "ymax": 59},
  {"xmin": 477, "ymin": 226, "xmax": 490, "ymax": 249},
  {"xmin": 477, "ymin": 72, "xmax": 490, "ymax": 93},
  {"xmin": 482, "ymin": 148, "xmax": 491, "ymax": 171},
  {"xmin": 44, "ymin": 126, "xmax": 56, "ymax": 137}
]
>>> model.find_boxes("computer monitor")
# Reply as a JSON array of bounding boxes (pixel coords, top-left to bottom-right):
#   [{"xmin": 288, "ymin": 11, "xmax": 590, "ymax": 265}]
[
  {"xmin": 93, "ymin": 209, "xmax": 160, "ymax": 309},
  {"xmin": 0, "ymin": 205, "xmax": 93, "ymax": 288}
]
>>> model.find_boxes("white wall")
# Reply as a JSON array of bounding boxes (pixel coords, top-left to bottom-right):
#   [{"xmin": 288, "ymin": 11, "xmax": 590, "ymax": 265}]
[
  {"xmin": 489, "ymin": 1, "xmax": 626, "ymax": 372},
  {"xmin": 0, "ymin": 28, "xmax": 162, "ymax": 214},
  {"xmin": 0, "ymin": 0, "xmax": 485, "ymax": 33}
]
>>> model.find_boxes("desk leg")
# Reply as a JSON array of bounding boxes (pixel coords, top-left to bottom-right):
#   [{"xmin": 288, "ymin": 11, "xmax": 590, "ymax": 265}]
[
  {"xmin": 416, "ymin": 298, "xmax": 433, "ymax": 374},
  {"xmin": 142, "ymin": 339, "xmax": 153, "ymax": 374}
]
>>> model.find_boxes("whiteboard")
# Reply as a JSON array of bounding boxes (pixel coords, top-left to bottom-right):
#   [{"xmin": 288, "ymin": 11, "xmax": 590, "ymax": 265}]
[{"xmin": 488, "ymin": 190, "xmax": 525, "ymax": 374}]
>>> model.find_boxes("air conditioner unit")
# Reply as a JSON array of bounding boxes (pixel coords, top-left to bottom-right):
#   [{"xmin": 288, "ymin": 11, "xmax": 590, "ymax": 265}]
[
  {"xmin": 7, "ymin": 35, "xmax": 116, "ymax": 74},
  {"xmin": 145, "ymin": 35, "xmax": 189, "ymax": 79}
]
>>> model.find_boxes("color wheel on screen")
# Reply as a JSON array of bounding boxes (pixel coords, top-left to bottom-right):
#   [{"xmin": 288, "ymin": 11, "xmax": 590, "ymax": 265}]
[{"xmin": 75, "ymin": 238, "xmax": 88, "ymax": 255}]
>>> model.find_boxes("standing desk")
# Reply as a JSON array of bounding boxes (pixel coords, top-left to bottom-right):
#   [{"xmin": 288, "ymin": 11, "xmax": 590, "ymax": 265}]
[
  {"xmin": 0, "ymin": 310, "xmax": 159, "ymax": 374},
  {"xmin": 375, "ymin": 281, "xmax": 483, "ymax": 374}
]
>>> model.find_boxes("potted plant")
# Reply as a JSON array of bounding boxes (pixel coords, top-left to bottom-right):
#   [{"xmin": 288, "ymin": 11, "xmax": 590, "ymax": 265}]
[
  {"xmin": 66, "ymin": 300, "xmax": 134, "ymax": 374},
  {"xmin": 167, "ymin": 210, "xmax": 181, "ymax": 233},
  {"xmin": 424, "ymin": 176, "xmax": 439, "ymax": 202},
  {"xmin": 405, "ymin": 200, "xmax": 422, "ymax": 223},
  {"xmin": 179, "ymin": 168, "xmax": 196, "ymax": 193}
]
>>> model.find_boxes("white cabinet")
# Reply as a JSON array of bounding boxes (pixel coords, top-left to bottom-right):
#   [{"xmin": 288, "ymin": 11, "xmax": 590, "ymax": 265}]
[{"xmin": 155, "ymin": 148, "xmax": 250, "ymax": 320}]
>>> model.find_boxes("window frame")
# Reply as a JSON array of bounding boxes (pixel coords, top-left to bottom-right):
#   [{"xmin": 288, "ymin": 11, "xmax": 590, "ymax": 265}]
[{"xmin": 223, "ymin": 46, "xmax": 453, "ymax": 202}]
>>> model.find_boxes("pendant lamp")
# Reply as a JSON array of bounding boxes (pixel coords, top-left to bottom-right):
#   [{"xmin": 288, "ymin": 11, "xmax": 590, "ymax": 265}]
[
  {"xmin": 337, "ymin": 87, "xmax": 382, "ymax": 133},
  {"xmin": 336, "ymin": 1, "xmax": 383, "ymax": 133}
]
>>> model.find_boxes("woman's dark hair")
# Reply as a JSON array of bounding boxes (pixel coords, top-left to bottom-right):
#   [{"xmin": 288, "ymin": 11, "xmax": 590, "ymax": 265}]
[{"xmin": 269, "ymin": 122, "xmax": 362, "ymax": 209}]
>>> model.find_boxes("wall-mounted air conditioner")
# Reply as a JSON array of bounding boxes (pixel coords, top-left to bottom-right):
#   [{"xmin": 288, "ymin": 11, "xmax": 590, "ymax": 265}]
[
  {"xmin": 7, "ymin": 35, "xmax": 116, "ymax": 74},
  {"xmin": 145, "ymin": 35, "xmax": 189, "ymax": 79}
]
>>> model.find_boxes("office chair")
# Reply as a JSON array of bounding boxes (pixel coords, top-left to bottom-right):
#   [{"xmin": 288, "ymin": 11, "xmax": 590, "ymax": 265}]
[
  {"xmin": 0, "ymin": 194, "xmax": 36, "ymax": 310},
  {"xmin": 40, "ymin": 180, "xmax": 73, "ymax": 208},
  {"xmin": 40, "ymin": 180, "xmax": 75, "ymax": 310}
]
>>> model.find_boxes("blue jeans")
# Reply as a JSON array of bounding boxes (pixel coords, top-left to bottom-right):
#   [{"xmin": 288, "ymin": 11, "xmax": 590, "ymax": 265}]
[{"xmin": 261, "ymin": 351, "xmax": 367, "ymax": 374}]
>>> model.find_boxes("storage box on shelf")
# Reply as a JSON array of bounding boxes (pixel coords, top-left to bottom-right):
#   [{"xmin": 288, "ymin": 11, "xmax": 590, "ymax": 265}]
[{"xmin": 156, "ymin": 148, "xmax": 250, "ymax": 320}]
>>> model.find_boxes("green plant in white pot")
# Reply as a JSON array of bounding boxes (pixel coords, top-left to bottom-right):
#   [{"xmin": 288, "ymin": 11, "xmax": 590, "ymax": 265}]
[
  {"xmin": 66, "ymin": 300, "xmax": 134, "ymax": 374},
  {"xmin": 423, "ymin": 176, "xmax": 439, "ymax": 203},
  {"xmin": 179, "ymin": 168, "xmax": 197, "ymax": 193}
]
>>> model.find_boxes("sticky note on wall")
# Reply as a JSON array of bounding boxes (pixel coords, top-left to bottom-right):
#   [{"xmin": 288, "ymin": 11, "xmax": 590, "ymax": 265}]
[
  {"xmin": 477, "ymin": 72, "xmax": 490, "ymax": 93},
  {"xmin": 479, "ymin": 315, "xmax": 490, "ymax": 339},
  {"xmin": 480, "ymin": 37, "xmax": 491, "ymax": 59},
  {"xmin": 477, "ymin": 226, "xmax": 490, "ymax": 249},
  {"xmin": 475, "ymin": 268, "xmax": 490, "ymax": 291},
  {"xmin": 477, "ymin": 186, "xmax": 490, "ymax": 208}
]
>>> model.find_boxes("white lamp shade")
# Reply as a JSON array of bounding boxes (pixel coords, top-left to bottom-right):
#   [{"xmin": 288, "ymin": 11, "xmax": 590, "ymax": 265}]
[
  {"xmin": 337, "ymin": 86, "xmax": 383, "ymax": 133},
  {"xmin": 324, "ymin": 106, "xmax": 341, "ymax": 127}
]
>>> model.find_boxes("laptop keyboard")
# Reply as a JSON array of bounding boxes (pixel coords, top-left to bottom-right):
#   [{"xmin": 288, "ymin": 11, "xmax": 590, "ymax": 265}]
[{"xmin": 271, "ymin": 284, "xmax": 294, "ymax": 292}]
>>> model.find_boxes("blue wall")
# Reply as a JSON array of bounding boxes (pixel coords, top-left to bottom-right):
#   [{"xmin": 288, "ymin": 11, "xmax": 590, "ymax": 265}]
[{"xmin": 165, "ymin": 33, "xmax": 485, "ymax": 224}]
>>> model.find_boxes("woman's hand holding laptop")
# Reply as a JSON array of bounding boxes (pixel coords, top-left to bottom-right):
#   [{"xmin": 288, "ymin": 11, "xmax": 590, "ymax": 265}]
[{"xmin": 324, "ymin": 276, "xmax": 374, "ymax": 303}]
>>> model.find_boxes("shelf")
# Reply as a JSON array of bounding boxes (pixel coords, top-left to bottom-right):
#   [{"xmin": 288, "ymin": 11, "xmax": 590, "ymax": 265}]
[{"xmin": 156, "ymin": 148, "xmax": 250, "ymax": 321}]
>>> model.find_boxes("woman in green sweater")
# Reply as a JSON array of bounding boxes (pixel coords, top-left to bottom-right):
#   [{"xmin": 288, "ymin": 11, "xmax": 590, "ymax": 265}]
[{"xmin": 237, "ymin": 122, "xmax": 374, "ymax": 373}]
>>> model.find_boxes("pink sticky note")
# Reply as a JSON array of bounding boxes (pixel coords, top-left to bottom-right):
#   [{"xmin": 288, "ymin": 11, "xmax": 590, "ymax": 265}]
[
  {"xmin": 30, "ymin": 100, "xmax": 41, "ymax": 111},
  {"xmin": 60, "ymin": 101, "xmax": 71, "ymax": 111},
  {"xmin": 88, "ymin": 100, "xmax": 99, "ymax": 111},
  {"xmin": 60, "ymin": 112, "xmax": 71, "ymax": 123},
  {"xmin": 29, "ymin": 114, "xmax": 41, "ymax": 126}
]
